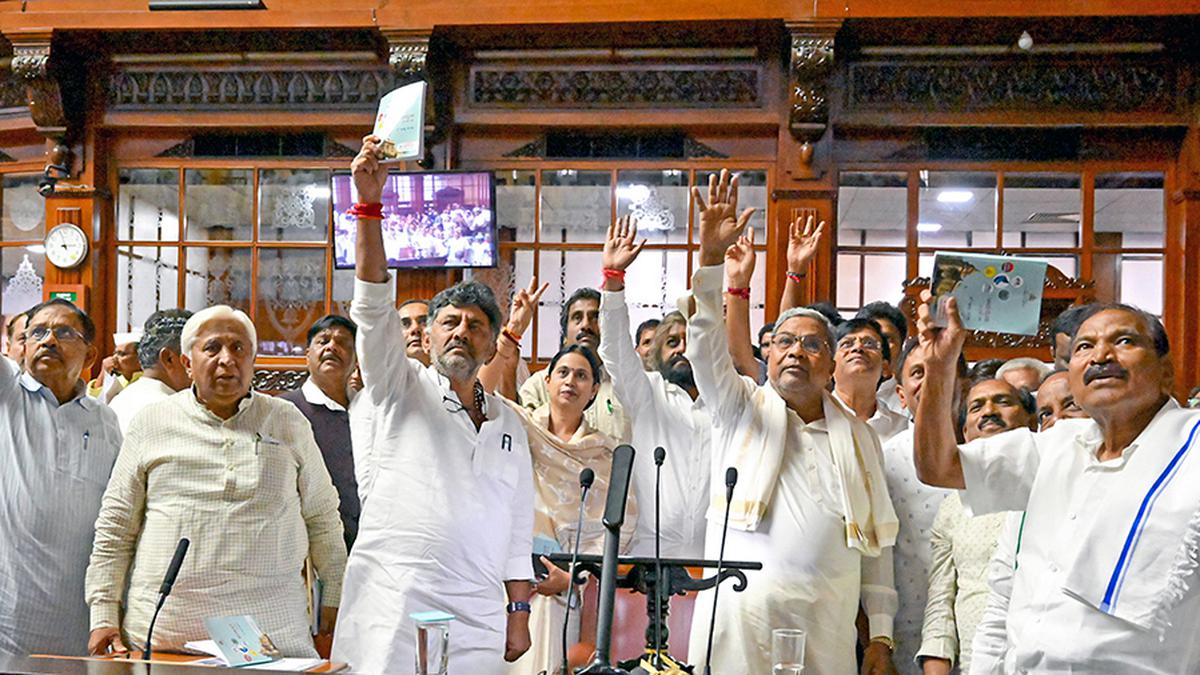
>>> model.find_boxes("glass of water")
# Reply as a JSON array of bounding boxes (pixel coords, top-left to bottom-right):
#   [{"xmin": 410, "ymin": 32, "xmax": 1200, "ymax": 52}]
[
  {"xmin": 414, "ymin": 618, "xmax": 451, "ymax": 675},
  {"xmin": 772, "ymin": 628, "xmax": 806, "ymax": 675}
]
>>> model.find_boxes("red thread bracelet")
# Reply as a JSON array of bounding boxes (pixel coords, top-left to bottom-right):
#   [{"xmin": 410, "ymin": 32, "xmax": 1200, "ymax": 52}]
[
  {"xmin": 601, "ymin": 268, "xmax": 626, "ymax": 282},
  {"xmin": 501, "ymin": 327, "xmax": 522, "ymax": 346},
  {"xmin": 786, "ymin": 270, "xmax": 807, "ymax": 283},
  {"xmin": 347, "ymin": 202, "xmax": 384, "ymax": 219},
  {"xmin": 727, "ymin": 287, "xmax": 751, "ymax": 300}
]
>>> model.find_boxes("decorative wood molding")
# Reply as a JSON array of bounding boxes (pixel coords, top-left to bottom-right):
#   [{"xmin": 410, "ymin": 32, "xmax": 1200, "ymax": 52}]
[
  {"xmin": 253, "ymin": 368, "xmax": 306, "ymax": 392},
  {"xmin": 382, "ymin": 29, "xmax": 430, "ymax": 81},
  {"xmin": 10, "ymin": 41, "xmax": 50, "ymax": 80},
  {"xmin": 0, "ymin": 149, "xmax": 14, "ymax": 162},
  {"xmin": 845, "ymin": 58, "xmax": 1179, "ymax": 115},
  {"xmin": 155, "ymin": 134, "xmax": 360, "ymax": 158},
  {"xmin": 108, "ymin": 67, "xmax": 396, "ymax": 111},
  {"xmin": 469, "ymin": 65, "xmax": 760, "ymax": 109},
  {"xmin": 786, "ymin": 20, "xmax": 840, "ymax": 144},
  {"xmin": 0, "ymin": 74, "xmax": 26, "ymax": 110},
  {"xmin": 4, "ymin": 32, "xmax": 70, "ymax": 138}
]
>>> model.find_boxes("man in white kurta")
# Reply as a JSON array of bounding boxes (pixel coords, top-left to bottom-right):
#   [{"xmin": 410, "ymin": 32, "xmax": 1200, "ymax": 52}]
[
  {"xmin": 108, "ymin": 309, "xmax": 192, "ymax": 434},
  {"xmin": 913, "ymin": 299, "xmax": 1200, "ymax": 672}
]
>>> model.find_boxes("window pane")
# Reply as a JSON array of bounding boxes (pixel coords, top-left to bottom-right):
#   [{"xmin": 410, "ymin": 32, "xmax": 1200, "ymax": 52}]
[
  {"xmin": 1095, "ymin": 172, "xmax": 1164, "ymax": 249},
  {"xmin": 116, "ymin": 246, "xmax": 180, "ymax": 333},
  {"xmin": 1119, "ymin": 255, "xmax": 1163, "ymax": 316},
  {"xmin": 1, "ymin": 247, "xmax": 45, "ymax": 318},
  {"xmin": 1022, "ymin": 255, "xmax": 1078, "ymax": 279},
  {"xmin": 861, "ymin": 253, "xmax": 907, "ymax": 307},
  {"xmin": 837, "ymin": 253, "xmax": 862, "ymax": 310},
  {"xmin": 1001, "ymin": 173, "xmax": 1080, "ymax": 248},
  {"xmin": 837, "ymin": 171, "xmax": 906, "ymax": 247},
  {"xmin": 495, "ymin": 170, "xmax": 536, "ymax": 242},
  {"xmin": 184, "ymin": 247, "xmax": 251, "ymax": 314},
  {"xmin": 536, "ymin": 249, "xmax": 603, "ymax": 358},
  {"xmin": 185, "ymin": 169, "xmax": 253, "ymax": 241},
  {"xmin": 694, "ymin": 170, "xmax": 768, "ymax": 243},
  {"xmin": 919, "ymin": 171, "xmax": 996, "ymax": 248},
  {"xmin": 258, "ymin": 169, "xmax": 331, "ymax": 242},
  {"xmin": 617, "ymin": 170, "xmax": 688, "ymax": 244},
  {"xmin": 117, "ymin": 169, "xmax": 180, "ymax": 241},
  {"xmin": 471, "ymin": 248, "xmax": 535, "ymax": 359},
  {"xmin": 2, "ymin": 175, "xmax": 47, "ymax": 241},
  {"xmin": 331, "ymin": 268, "xmax": 355, "ymax": 318},
  {"xmin": 256, "ymin": 248, "xmax": 328, "ymax": 357},
  {"xmin": 540, "ymin": 170, "xmax": 611, "ymax": 244}
]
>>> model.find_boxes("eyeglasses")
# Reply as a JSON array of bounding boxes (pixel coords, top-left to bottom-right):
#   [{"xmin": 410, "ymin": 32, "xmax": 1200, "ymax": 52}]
[
  {"xmin": 836, "ymin": 335, "xmax": 882, "ymax": 352},
  {"xmin": 772, "ymin": 333, "xmax": 827, "ymax": 355},
  {"xmin": 26, "ymin": 325, "xmax": 86, "ymax": 344}
]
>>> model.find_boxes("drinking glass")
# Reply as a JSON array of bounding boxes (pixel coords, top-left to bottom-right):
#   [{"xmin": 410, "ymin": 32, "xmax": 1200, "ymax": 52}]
[
  {"xmin": 771, "ymin": 628, "xmax": 806, "ymax": 675},
  {"xmin": 415, "ymin": 619, "xmax": 450, "ymax": 675}
]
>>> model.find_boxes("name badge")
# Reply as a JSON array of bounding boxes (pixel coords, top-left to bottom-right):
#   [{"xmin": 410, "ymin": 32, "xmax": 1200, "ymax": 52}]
[{"xmin": 501, "ymin": 433, "xmax": 512, "ymax": 453}]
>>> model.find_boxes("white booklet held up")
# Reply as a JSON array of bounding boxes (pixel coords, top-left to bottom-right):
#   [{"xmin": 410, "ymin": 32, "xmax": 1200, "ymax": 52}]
[{"xmin": 373, "ymin": 81, "xmax": 427, "ymax": 163}]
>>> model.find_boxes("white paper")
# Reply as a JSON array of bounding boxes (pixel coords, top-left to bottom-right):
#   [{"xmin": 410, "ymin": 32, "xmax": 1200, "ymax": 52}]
[
  {"xmin": 185, "ymin": 640, "xmax": 325, "ymax": 671},
  {"xmin": 373, "ymin": 81, "xmax": 426, "ymax": 163}
]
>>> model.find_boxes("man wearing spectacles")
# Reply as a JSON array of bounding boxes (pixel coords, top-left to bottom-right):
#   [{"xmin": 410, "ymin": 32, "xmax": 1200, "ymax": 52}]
[
  {"xmin": 0, "ymin": 298, "xmax": 122, "ymax": 657},
  {"xmin": 832, "ymin": 318, "xmax": 908, "ymax": 446}
]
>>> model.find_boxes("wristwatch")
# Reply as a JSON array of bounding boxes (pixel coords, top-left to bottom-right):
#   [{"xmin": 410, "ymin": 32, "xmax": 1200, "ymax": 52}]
[{"xmin": 506, "ymin": 601, "xmax": 532, "ymax": 614}]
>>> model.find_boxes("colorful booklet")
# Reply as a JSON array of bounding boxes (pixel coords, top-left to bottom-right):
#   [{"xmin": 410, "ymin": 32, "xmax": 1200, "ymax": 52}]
[
  {"xmin": 202, "ymin": 615, "xmax": 282, "ymax": 667},
  {"xmin": 373, "ymin": 80, "xmax": 427, "ymax": 163},
  {"xmin": 931, "ymin": 251, "xmax": 1047, "ymax": 335}
]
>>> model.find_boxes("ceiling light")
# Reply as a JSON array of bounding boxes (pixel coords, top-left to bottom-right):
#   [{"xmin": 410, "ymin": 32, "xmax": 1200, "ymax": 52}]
[
  {"xmin": 936, "ymin": 190, "xmax": 973, "ymax": 204},
  {"xmin": 917, "ymin": 222, "xmax": 943, "ymax": 233}
]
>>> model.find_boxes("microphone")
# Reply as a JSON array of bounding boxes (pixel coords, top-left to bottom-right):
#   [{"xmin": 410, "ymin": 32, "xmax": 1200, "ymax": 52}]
[
  {"xmin": 579, "ymin": 445, "xmax": 635, "ymax": 675},
  {"xmin": 702, "ymin": 468, "xmax": 738, "ymax": 675},
  {"xmin": 561, "ymin": 467, "xmax": 596, "ymax": 675},
  {"xmin": 144, "ymin": 538, "xmax": 189, "ymax": 661},
  {"xmin": 652, "ymin": 446, "xmax": 666, "ymax": 669}
]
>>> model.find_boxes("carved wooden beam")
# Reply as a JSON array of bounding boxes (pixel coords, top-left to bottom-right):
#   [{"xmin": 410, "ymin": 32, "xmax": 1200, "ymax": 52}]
[
  {"xmin": 383, "ymin": 29, "xmax": 429, "ymax": 82},
  {"xmin": 5, "ymin": 30, "xmax": 76, "ymax": 180},
  {"xmin": 785, "ymin": 20, "xmax": 840, "ymax": 176}
]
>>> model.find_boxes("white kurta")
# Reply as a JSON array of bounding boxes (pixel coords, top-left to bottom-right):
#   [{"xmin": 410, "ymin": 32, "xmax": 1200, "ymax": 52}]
[
  {"xmin": 108, "ymin": 375, "xmax": 176, "ymax": 434},
  {"xmin": 333, "ymin": 277, "xmax": 535, "ymax": 675},
  {"xmin": 968, "ymin": 511, "xmax": 1022, "ymax": 675},
  {"xmin": 958, "ymin": 403, "xmax": 1200, "ymax": 673},
  {"xmin": 881, "ymin": 427, "xmax": 950, "ymax": 674},
  {"xmin": 598, "ymin": 288, "xmax": 710, "ymax": 558}
]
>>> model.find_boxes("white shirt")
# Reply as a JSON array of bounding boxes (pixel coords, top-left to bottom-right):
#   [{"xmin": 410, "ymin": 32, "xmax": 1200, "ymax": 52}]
[
  {"xmin": 300, "ymin": 377, "xmax": 352, "ymax": 412},
  {"xmin": 882, "ymin": 427, "xmax": 951, "ymax": 673},
  {"xmin": 969, "ymin": 511, "xmax": 1023, "ymax": 675},
  {"xmin": 333, "ymin": 277, "xmax": 535, "ymax": 675},
  {"xmin": 108, "ymin": 375, "xmax": 176, "ymax": 433},
  {"xmin": 0, "ymin": 356, "xmax": 121, "ymax": 656},
  {"xmin": 834, "ymin": 390, "xmax": 909, "ymax": 447},
  {"xmin": 958, "ymin": 406, "xmax": 1200, "ymax": 673},
  {"xmin": 598, "ymin": 288, "xmax": 710, "ymax": 558}
]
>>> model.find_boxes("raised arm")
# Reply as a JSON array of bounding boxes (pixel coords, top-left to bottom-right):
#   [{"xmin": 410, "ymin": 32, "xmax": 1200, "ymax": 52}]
[
  {"xmin": 686, "ymin": 170, "xmax": 758, "ymax": 423},
  {"xmin": 479, "ymin": 278, "xmax": 547, "ymax": 400},
  {"xmin": 912, "ymin": 290, "xmax": 967, "ymax": 488},
  {"xmin": 723, "ymin": 229, "xmax": 762, "ymax": 381},
  {"xmin": 598, "ymin": 216, "xmax": 656, "ymax": 411},
  {"xmin": 778, "ymin": 214, "xmax": 826, "ymax": 313},
  {"xmin": 917, "ymin": 501, "xmax": 958, "ymax": 674}
]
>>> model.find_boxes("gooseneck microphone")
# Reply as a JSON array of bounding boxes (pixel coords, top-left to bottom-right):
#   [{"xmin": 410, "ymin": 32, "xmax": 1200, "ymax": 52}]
[
  {"xmin": 652, "ymin": 446, "xmax": 666, "ymax": 668},
  {"xmin": 702, "ymin": 468, "xmax": 738, "ymax": 675},
  {"xmin": 144, "ymin": 537, "xmax": 190, "ymax": 661},
  {"xmin": 579, "ymin": 445, "xmax": 635, "ymax": 675},
  {"xmin": 561, "ymin": 467, "xmax": 596, "ymax": 675}
]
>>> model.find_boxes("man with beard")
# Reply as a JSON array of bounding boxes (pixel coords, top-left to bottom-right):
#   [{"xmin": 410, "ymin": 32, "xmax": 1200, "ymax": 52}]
[
  {"xmin": 914, "ymin": 294, "xmax": 1200, "ymax": 672},
  {"xmin": 0, "ymin": 299, "xmax": 121, "ymax": 656},
  {"xmin": 519, "ymin": 287, "xmax": 628, "ymax": 442},
  {"xmin": 917, "ymin": 379, "xmax": 1035, "ymax": 674},
  {"xmin": 833, "ymin": 317, "xmax": 908, "ymax": 445},
  {"xmin": 280, "ymin": 315, "xmax": 361, "ymax": 551},
  {"xmin": 332, "ymin": 136, "xmax": 534, "ymax": 674},
  {"xmin": 598, "ymin": 216, "xmax": 709, "ymax": 556},
  {"xmin": 398, "ymin": 299, "xmax": 430, "ymax": 366}
]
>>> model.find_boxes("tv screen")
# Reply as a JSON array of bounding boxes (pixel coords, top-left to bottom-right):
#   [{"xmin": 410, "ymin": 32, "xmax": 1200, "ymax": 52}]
[{"xmin": 333, "ymin": 170, "xmax": 497, "ymax": 269}]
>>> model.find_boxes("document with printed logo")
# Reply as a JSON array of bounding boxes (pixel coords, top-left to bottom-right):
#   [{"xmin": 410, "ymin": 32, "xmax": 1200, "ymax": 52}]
[
  {"xmin": 373, "ymin": 81, "xmax": 426, "ymax": 163},
  {"xmin": 931, "ymin": 251, "xmax": 1047, "ymax": 335}
]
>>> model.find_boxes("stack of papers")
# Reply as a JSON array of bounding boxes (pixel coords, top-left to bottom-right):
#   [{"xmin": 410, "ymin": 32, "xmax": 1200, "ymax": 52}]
[{"xmin": 185, "ymin": 640, "xmax": 326, "ymax": 671}]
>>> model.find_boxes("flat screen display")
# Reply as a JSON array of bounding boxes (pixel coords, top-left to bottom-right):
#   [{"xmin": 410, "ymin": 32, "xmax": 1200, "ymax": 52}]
[{"xmin": 333, "ymin": 170, "xmax": 497, "ymax": 269}]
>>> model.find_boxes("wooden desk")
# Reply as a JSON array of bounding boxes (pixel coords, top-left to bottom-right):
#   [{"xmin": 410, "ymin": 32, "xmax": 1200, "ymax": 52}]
[{"xmin": 0, "ymin": 653, "xmax": 346, "ymax": 673}]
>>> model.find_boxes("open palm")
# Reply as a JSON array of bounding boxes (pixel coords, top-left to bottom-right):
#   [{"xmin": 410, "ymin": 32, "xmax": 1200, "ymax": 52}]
[
  {"xmin": 724, "ymin": 229, "xmax": 756, "ymax": 288},
  {"xmin": 694, "ymin": 169, "xmax": 756, "ymax": 262},
  {"xmin": 603, "ymin": 215, "xmax": 647, "ymax": 271},
  {"xmin": 787, "ymin": 213, "xmax": 826, "ymax": 272}
]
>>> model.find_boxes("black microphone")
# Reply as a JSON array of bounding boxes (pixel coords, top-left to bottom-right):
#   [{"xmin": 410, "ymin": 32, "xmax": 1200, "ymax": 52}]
[
  {"xmin": 652, "ymin": 446, "xmax": 666, "ymax": 669},
  {"xmin": 144, "ymin": 538, "xmax": 189, "ymax": 661},
  {"xmin": 579, "ymin": 444, "xmax": 635, "ymax": 675},
  {"xmin": 702, "ymin": 468, "xmax": 738, "ymax": 675},
  {"xmin": 561, "ymin": 468, "xmax": 596, "ymax": 675}
]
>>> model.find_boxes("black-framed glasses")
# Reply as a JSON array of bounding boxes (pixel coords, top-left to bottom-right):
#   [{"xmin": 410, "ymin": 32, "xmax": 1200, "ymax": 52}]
[{"xmin": 27, "ymin": 325, "xmax": 86, "ymax": 344}]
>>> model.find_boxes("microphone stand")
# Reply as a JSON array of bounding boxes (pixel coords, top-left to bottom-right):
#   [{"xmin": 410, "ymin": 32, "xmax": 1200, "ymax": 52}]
[
  {"xmin": 652, "ymin": 447, "xmax": 666, "ymax": 670},
  {"xmin": 562, "ymin": 468, "xmax": 595, "ymax": 675},
  {"xmin": 144, "ymin": 537, "xmax": 190, "ymax": 662},
  {"xmin": 702, "ymin": 469, "xmax": 738, "ymax": 675},
  {"xmin": 579, "ymin": 445, "xmax": 635, "ymax": 675}
]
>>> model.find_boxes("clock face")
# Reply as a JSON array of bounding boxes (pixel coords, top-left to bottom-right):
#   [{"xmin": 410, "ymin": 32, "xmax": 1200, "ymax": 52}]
[{"xmin": 45, "ymin": 224, "xmax": 89, "ymax": 269}]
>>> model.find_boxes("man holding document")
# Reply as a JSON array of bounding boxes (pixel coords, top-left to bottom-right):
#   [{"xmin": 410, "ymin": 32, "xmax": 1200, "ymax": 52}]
[{"xmin": 912, "ymin": 288, "xmax": 1200, "ymax": 672}]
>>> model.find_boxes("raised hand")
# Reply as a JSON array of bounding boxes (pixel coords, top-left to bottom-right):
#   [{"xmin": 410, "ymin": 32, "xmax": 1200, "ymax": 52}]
[
  {"xmin": 694, "ymin": 169, "xmax": 756, "ymax": 267},
  {"xmin": 506, "ymin": 277, "xmax": 549, "ymax": 339},
  {"xmin": 350, "ymin": 135, "xmax": 389, "ymax": 205},
  {"xmin": 724, "ymin": 228, "xmax": 756, "ymax": 290},
  {"xmin": 603, "ymin": 215, "xmax": 647, "ymax": 272},
  {"xmin": 786, "ymin": 213, "xmax": 826, "ymax": 274},
  {"xmin": 916, "ymin": 289, "xmax": 968, "ymax": 375}
]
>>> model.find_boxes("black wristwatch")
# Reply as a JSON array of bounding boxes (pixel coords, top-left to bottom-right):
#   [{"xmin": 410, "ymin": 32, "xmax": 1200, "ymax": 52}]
[{"xmin": 506, "ymin": 601, "xmax": 532, "ymax": 614}]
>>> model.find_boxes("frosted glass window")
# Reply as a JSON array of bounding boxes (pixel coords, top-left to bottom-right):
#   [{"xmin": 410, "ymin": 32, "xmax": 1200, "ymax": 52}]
[
  {"xmin": 117, "ymin": 169, "xmax": 180, "ymax": 241},
  {"xmin": 837, "ymin": 254, "xmax": 862, "ymax": 309},
  {"xmin": 536, "ymin": 249, "xmax": 603, "ymax": 358},
  {"xmin": 256, "ymin": 248, "xmax": 327, "ymax": 356},
  {"xmin": 116, "ymin": 246, "xmax": 180, "ymax": 333},
  {"xmin": 540, "ymin": 171, "xmax": 611, "ymax": 244},
  {"xmin": 331, "ymin": 268, "xmax": 355, "ymax": 318},
  {"xmin": 861, "ymin": 254, "xmax": 907, "ymax": 307},
  {"xmin": 1002, "ymin": 173, "xmax": 1080, "ymax": 248},
  {"xmin": 1095, "ymin": 172, "xmax": 1164, "ymax": 249},
  {"xmin": 1023, "ymin": 255, "xmax": 1077, "ymax": 279},
  {"xmin": 618, "ymin": 170, "xmax": 689, "ymax": 244},
  {"xmin": 258, "ymin": 169, "xmax": 331, "ymax": 242},
  {"xmin": 695, "ymin": 170, "xmax": 768, "ymax": 243},
  {"xmin": 185, "ymin": 247, "xmax": 252, "ymax": 313},
  {"xmin": 838, "ymin": 172, "xmax": 906, "ymax": 246},
  {"xmin": 1120, "ymin": 256, "xmax": 1163, "ymax": 316},
  {"xmin": 2, "ymin": 175, "xmax": 47, "ymax": 242},
  {"xmin": 469, "ymin": 248, "xmax": 535, "ymax": 359},
  {"xmin": 1, "ymin": 247, "xmax": 46, "ymax": 319},
  {"xmin": 919, "ymin": 172, "xmax": 996, "ymax": 248},
  {"xmin": 495, "ymin": 170, "xmax": 536, "ymax": 243},
  {"xmin": 185, "ymin": 169, "xmax": 253, "ymax": 241}
]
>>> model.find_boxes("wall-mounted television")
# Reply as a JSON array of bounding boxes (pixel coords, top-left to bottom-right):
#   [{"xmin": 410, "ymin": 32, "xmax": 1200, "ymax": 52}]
[{"xmin": 333, "ymin": 170, "xmax": 497, "ymax": 269}]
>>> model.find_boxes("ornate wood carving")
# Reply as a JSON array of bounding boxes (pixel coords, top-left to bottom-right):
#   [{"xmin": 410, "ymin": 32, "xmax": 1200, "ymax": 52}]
[
  {"xmin": 785, "ymin": 20, "xmax": 840, "ymax": 178},
  {"xmin": 469, "ymin": 65, "xmax": 760, "ymax": 108},
  {"xmin": 0, "ymin": 74, "xmax": 26, "ymax": 110},
  {"xmin": 108, "ymin": 68, "xmax": 396, "ymax": 111},
  {"xmin": 5, "ymin": 33, "xmax": 70, "ymax": 136},
  {"xmin": 253, "ymin": 368, "xmax": 306, "ymax": 393},
  {"xmin": 384, "ymin": 30, "xmax": 429, "ymax": 81},
  {"xmin": 846, "ymin": 59, "xmax": 1178, "ymax": 114},
  {"xmin": 155, "ymin": 134, "xmax": 360, "ymax": 158},
  {"xmin": 0, "ymin": 149, "xmax": 14, "ymax": 162}
]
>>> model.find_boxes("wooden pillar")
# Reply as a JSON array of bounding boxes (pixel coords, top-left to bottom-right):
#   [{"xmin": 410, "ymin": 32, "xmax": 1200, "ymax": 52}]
[{"xmin": 1169, "ymin": 123, "xmax": 1200, "ymax": 399}]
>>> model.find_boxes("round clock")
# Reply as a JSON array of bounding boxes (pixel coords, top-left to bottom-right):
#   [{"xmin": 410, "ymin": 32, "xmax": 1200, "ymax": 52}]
[{"xmin": 45, "ymin": 223, "xmax": 90, "ymax": 269}]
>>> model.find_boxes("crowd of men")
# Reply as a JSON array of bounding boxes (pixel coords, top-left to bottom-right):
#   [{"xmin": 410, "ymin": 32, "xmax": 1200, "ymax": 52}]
[{"xmin": 2, "ymin": 139, "xmax": 1200, "ymax": 675}]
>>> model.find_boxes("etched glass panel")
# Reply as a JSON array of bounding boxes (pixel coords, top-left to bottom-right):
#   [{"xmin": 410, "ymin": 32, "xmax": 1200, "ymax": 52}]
[
  {"xmin": 117, "ymin": 169, "xmax": 180, "ymax": 241},
  {"xmin": 258, "ymin": 169, "xmax": 331, "ymax": 242},
  {"xmin": 2, "ymin": 175, "xmax": 47, "ymax": 241},
  {"xmin": 116, "ymin": 246, "xmax": 180, "ymax": 333},
  {"xmin": 256, "ymin": 248, "xmax": 327, "ymax": 356},
  {"xmin": 185, "ymin": 169, "xmax": 253, "ymax": 241},
  {"xmin": 184, "ymin": 247, "xmax": 252, "ymax": 314}
]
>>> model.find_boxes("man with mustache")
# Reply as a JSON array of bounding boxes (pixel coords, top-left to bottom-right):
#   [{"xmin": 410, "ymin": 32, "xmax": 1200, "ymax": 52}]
[
  {"xmin": 88, "ymin": 332, "xmax": 143, "ymax": 404},
  {"xmin": 108, "ymin": 309, "xmax": 193, "ymax": 434},
  {"xmin": 833, "ymin": 317, "xmax": 908, "ymax": 445},
  {"xmin": 4, "ymin": 310, "xmax": 28, "ymax": 365},
  {"xmin": 0, "ymin": 299, "xmax": 121, "ymax": 657},
  {"xmin": 686, "ymin": 170, "xmax": 898, "ymax": 675},
  {"xmin": 634, "ymin": 318, "xmax": 660, "ymax": 371},
  {"xmin": 398, "ymin": 299, "xmax": 431, "ymax": 366},
  {"xmin": 519, "ymin": 286, "xmax": 629, "ymax": 443},
  {"xmin": 913, "ymin": 294, "xmax": 1200, "ymax": 672},
  {"xmin": 332, "ymin": 137, "xmax": 534, "ymax": 674},
  {"xmin": 917, "ymin": 379, "xmax": 1034, "ymax": 674},
  {"xmin": 1033, "ymin": 370, "xmax": 1087, "ymax": 432},
  {"xmin": 280, "ymin": 315, "xmax": 361, "ymax": 551}
]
